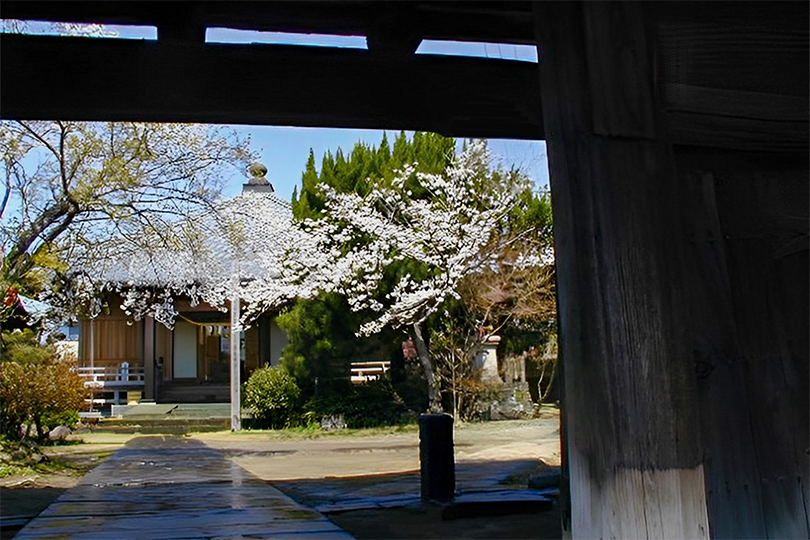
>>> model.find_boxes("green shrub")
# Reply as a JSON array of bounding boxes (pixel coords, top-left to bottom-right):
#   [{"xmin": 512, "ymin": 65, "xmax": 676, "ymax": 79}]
[
  {"xmin": 309, "ymin": 379, "xmax": 413, "ymax": 429},
  {"xmin": 242, "ymin": 365, "xmax": 301, "ymax": 429},
  {"xmin": 39, "ymin": 409, "xmax": 80, "ymax": 431},
  {"xmin": 0, "ymin": 329, "xmax": 55, "ymax": 365},
  {"xmin": 0, "ymin": 360, "xmax": 87, "ymax": 441}
]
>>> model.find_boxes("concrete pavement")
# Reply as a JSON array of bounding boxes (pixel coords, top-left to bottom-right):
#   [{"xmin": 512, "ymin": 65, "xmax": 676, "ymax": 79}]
[{"xmin": 13, "ymin": 436, "xmax": 353, "ymax": 540}]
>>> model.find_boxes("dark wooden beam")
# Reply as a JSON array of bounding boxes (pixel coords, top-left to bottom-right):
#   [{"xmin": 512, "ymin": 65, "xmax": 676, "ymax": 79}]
[
  {"xmin": 1, "ymin": 2, "xmax": 805, "ymax": 148},
  {"xmin": 0, "ymin": 1, "xmax": 538, "ymax": 44},
  {"xmin": 656, "ymin": 1, "xmax": 809, "ymax": 153},
  {"xmin": 0, "ymin": 34, "xmax": 543, "ymax": 140}
]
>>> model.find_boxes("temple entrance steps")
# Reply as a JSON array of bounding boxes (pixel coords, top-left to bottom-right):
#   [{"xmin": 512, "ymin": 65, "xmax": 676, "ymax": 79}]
[
  {"xmin": 157, "ymin": 381, "xmax": 229, "ymax": 403},
  {"xmin": 82, "ymin": 403, "xmax": 232, "ymax": 435}
]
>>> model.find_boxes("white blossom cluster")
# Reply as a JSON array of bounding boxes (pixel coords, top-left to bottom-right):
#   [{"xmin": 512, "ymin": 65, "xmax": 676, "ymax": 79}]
[
  {"xmin": 61, "ymin": 141, "xmax": 536, "ymax": 336},
  {"xmin": 63, "ymin": 190, "xmax": 301, "ymax": 329},
  {"xmin": 510, "ymin": 245, "xmax": 556, "ymax": 269},
  {"xmin": 280, "ymin": 141, "xmax": 524, "ymax": 335}
]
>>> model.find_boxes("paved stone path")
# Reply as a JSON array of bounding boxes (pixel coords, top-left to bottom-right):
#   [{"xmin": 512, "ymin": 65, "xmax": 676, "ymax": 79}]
[{"xmin": 14, "ymin": 436, "xmax": 354, "ymax": 540}]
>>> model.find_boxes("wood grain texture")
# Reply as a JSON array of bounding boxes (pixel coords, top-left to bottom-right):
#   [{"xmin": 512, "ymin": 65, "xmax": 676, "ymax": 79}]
[
  {"xmin": 533, "ymin": 2, "xmax": 708, "ymax": 536},
  {"xmin": 569, "ymin": 457, "xmax": 710, "ymax": 539},
  {"xmin": 656, "ymin": 2, "xmax": 808, "ymax": 98},
  {"xmin": 675, "ymin": 168, "xmax": 768, "ymax": 537},
  {"xmin": 583, "ymin": 2, "xmax": 656, "ymax": 138},
  {"xmin": 657, "ymin": 1, "xmax": 809, "ymax": 152},
  {"xmin": 705, "ymin": 152, "xmax": 809, "ymax": 538}
]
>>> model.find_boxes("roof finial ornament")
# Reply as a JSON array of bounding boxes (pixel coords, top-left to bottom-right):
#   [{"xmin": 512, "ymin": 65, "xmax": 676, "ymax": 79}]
[
  {"xmin": 244, "ymin": 162, "xmax": 274, "ymax": 192},
  {"xmin": 248, "ymin": 162, "xmax": 269, "ymax": 185}
]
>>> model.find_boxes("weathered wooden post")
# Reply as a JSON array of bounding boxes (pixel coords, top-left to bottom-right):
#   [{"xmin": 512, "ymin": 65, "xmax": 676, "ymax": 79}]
[
  {"xmin": 88, "ymin": 317, "xmax": 96, "ymax": 412},
  {"xmin": 230, "ymin": 294, "xmax": 241, "ymax": 431},
  {"xmin": 533, "ymin": 2, "xmax": 709, "ymax": 537},
  {"xmin": 143, "ymin": 316, "xmax": 155, "ymax": 401},
  {"xmin": 88, "ymin": 317, "xmax": 95, "ymax": 372},
  {"xmin": 419, "ymin": 413, "xmax": 455, "ymax": 502}
]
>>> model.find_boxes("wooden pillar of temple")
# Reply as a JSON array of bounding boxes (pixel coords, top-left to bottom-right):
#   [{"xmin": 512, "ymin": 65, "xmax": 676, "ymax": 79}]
[
  {"xmin": 143, "ymin": 316, "xmax": 156, "ymax": 401},
  {"xmin": 533, "ymin": 3, "xmax": 709, "ymax": 537}
]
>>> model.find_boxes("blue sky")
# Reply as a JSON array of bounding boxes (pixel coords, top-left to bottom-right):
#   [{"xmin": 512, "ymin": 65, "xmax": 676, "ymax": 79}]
[
  {"xmin": 223, "ymin": 127, "xmax": 549, "ymax": 201},
  {"xmin": 2, "ymin": 21, "xmax": 549, "ymax": 201},
  {"xmin": 201, "ymin": 28, "xmax": 547, "ymax": 199}
]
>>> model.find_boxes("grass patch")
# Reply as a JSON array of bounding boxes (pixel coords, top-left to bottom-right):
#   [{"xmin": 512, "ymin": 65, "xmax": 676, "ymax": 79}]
[
  {"xmin": 38, "ymin": 439, "xmax": 84, "ymax": 447},
  {"xmin": 0, "ymin": 463, "xmax": 40, "ymax": 477},
  {"xmin": 195, "ymin": 423, "xmax": 420, "ymax": 441},
  {"xmin": 68, "ymin": 431, "xmax": 142, "ymax": 445},
  {"xmin": 0, "ymin": 458, "xmax": 88, "ymax": 478}
]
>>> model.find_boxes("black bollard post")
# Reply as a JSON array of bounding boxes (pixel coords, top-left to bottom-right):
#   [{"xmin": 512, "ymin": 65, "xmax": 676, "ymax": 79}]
[{"xmin": 419, "ymin": 413, "xmax": 455, "ymax": 502}]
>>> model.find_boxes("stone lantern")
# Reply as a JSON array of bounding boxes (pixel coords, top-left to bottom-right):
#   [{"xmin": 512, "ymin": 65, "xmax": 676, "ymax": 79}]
[{"xmin": 474, "ymin": 334, "xmax": 502, "ymax": 384}]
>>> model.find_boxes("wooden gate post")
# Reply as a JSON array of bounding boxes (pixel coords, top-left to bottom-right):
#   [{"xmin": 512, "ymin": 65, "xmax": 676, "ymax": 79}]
[{"xmin": 533, "ymin": 2, "xmax": 709, "ymax": 537}]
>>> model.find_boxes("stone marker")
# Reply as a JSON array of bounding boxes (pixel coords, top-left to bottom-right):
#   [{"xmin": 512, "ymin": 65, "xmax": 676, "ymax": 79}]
[{"xmin": 419, "ymin": 413, "xmax": 455, "ymax": 502}]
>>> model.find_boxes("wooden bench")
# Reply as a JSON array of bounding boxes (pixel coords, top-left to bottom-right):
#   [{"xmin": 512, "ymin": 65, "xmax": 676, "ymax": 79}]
[{"xmin": 350, "ymin": 360, "xmax": 391, "ymax": 384}]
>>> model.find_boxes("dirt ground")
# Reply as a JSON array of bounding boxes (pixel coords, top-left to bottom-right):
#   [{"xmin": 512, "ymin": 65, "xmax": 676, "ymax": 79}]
[
  {"xmin": 193, "ymin": 414, "xmax": 561, "ymax": 481},
  {"xmin": 196, "ymin": 415, "xmax": 562, "ymax": 539},
  {"xmin": 1, "ymin": 413, "xmax": 561, "ymax": 539}
]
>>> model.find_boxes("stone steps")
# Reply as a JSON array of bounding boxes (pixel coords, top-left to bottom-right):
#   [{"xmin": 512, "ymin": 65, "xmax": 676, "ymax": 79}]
[{"xmin": 157, "ymin": 383, "xmax": 229, "ymax": 403}]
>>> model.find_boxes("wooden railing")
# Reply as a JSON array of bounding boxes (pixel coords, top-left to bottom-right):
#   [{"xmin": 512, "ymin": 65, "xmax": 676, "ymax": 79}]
[
  {"xmin": 350, "ymin": 360, "xmax": 390, "ymax": 384},
  {"xmin": 76, "ymin": 363, "xmax": 145, "ymax": 388}
]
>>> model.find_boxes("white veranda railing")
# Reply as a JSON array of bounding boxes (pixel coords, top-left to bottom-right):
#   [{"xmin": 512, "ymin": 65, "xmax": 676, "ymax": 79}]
[{"xmin": 76, "ymin": 362, "xmax": 145, "ymax": 389}]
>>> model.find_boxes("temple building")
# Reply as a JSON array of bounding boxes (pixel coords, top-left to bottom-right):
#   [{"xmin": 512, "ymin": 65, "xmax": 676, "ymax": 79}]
[{"xmin": 77, "ymin": 166, "xmax": 291, "ymax": 406}]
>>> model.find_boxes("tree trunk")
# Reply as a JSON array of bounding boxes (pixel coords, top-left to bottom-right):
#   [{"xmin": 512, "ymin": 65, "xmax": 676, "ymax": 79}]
[
  {"xmin": 412, "ymin": 322, "xmax": 441, "ymax": 413},
  {"xmin": 539, "ymin": 357, "xmax": 557, "ymax": 403}
]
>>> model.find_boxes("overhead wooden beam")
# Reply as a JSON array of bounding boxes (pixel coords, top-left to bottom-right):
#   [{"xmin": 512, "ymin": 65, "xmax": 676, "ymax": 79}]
[
  {"xmin": 0, "ymin": 34, "xmax": 544, "ymax": 139},
  {"xmin": 1, "ymin": 2, "xmax": 804, "ymax": 149},
  {"xmin": 0, "ymin": 1, "xmax": 538, "ymax": 45},
  {"xmin": 656, "ymin": 1, "xmax": 809, "ymax": 153}
]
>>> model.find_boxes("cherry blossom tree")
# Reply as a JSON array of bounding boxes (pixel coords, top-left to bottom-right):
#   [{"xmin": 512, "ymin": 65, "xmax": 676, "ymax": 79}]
[
  {"xmin": 279, "ymin": 141, "xmax": 527, "ymax": 412},
  {"xmin": 59, "ymin": 187, "xmax": 301, "ymax": 329},
  {"xmin": 0, "ymin": 120, "xmax": 254, "ymax": 323}
]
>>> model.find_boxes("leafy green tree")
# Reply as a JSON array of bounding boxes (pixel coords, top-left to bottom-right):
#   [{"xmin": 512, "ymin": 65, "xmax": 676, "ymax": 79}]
[
  {"xmin": 284, "ymin": 133, "xmax": 555, "ymax": 414},
  {"xmin": 291, "ymin": 131, "xmax": 454, "ymax": 221},
  {"xmin": 276, "ymin": 292, "xmax": 354, "ymax": 384},
  {"xmin": 0, "ymin": 329, "xmax": 54, "ymax": 365},
  {"xmin": 287, "ymin": 141, "xmax": 530, "ymax": 412},
  {"xmin": 283, "ymin": 132, "xmax": 455, "ymax": 406}
]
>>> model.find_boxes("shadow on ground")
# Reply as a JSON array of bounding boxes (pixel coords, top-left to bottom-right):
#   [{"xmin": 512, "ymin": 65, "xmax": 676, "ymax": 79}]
[
  {"xmin": 330, "ymin": 503, "xmax": 561, "ymax": 540},
  {"xmin": 1, "ymin": 487, "xmax": 68, "ymax": 540},
  {"xmin": 274, "ymin": 459, "xmax": 562, "ymax": 540}
]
